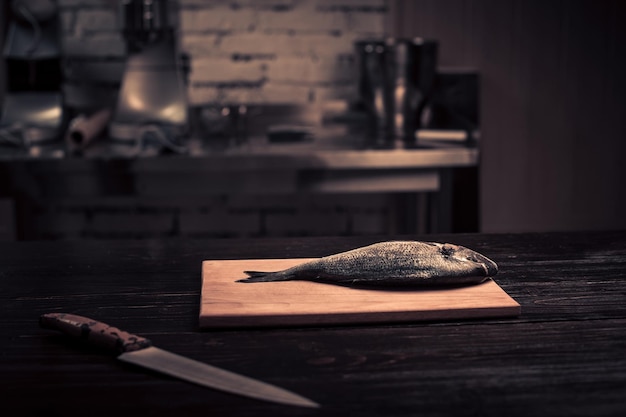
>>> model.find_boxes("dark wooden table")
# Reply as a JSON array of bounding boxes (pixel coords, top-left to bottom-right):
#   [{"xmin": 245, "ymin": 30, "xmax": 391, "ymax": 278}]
[{"xmin": 2, "ymin": 231, "xmax": 625, "ymax": 416}]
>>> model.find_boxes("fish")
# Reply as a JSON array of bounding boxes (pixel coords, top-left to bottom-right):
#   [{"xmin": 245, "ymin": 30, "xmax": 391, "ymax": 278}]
[{"xmin": 236, "ymin": 241, "xmax": 498, "ymax": 287}]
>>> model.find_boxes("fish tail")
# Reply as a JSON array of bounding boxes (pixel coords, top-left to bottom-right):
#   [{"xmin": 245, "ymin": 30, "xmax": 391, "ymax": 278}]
[{"xmin": 237, "ymin": 271, "xmax": 292, "ymax": 283}]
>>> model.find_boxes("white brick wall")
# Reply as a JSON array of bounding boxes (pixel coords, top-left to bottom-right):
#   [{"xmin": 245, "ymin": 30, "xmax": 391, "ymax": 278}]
[
  {"xmin": 44, "ymin": 1, "xmax": 393, "ymax": 240},
  {"xmin": 256, "ymin": 8, "xmax": 345, "ymax": 32},
  {"xmin": 181, "ymin": 8, "xmax": 257, "ymax": 32},
  {"xmin": 59, "ymin": 0, "xmax": 388, "ymax": 109},
  {"xmin": 190, "ymin": 58, "xmax": 265, "ymax": 84}
]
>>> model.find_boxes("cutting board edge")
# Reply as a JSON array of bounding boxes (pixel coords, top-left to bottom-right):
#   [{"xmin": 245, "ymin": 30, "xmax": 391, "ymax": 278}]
[{"xmin": 198, "ymin": 303, "xmax": 522, "ymax": 329}]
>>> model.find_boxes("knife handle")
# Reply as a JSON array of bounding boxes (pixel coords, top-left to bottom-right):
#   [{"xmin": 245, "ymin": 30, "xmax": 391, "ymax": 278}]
[{"xmin": 40, "ymin": 313, "xmax": 152, "ymax": 355}]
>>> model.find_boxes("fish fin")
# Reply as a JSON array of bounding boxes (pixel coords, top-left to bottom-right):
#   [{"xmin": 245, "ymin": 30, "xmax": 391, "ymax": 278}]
[{"xmin": 236, "ymin": 271, "xmax": 291, "ymax": 283}]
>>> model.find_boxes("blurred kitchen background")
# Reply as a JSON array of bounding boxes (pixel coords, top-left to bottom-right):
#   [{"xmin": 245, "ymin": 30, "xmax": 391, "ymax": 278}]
[{"xmin": 0, "ymin": 0, "xmax": 625, "ymax": 240}]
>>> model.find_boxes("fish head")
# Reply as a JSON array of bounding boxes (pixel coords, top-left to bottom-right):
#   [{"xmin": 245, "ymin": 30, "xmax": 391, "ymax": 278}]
[{"xmin": 430, "ymin": 242, "xmax": 498, "ymax": 277}]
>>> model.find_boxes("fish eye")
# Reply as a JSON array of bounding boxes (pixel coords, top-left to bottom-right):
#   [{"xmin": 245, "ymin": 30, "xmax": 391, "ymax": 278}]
[{"xmin": 440, "ymin": 245, "xmax": 455, "ymax": 257}]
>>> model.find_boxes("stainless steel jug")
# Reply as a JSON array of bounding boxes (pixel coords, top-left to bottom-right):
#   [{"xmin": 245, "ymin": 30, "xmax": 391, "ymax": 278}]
[{"xmin": 356, "ymin": 38, "xmax": 438, "ymax": 147}]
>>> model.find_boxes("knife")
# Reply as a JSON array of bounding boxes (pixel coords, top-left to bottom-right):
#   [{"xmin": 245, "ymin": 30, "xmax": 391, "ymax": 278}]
[{"xmin": 39, "ymin": 313, "xmax": 319, "ymax": 408}]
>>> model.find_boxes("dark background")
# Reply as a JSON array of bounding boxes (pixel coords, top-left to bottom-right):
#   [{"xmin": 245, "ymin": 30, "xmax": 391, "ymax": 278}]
[
  {"xmin": 2, "ymin": 0, "xmax": 625, "ymax": 236},
  {"xmin": 391, "ymin": 0, "xmax": 626, "ymax": 232}
]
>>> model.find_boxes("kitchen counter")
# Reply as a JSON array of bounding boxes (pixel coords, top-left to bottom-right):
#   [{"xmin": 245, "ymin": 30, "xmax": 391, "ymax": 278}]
[
  {"xmin": 0, "ymin": 133, "xmax": 478, "ymax": 170},
  {"xmin": 1, "ymin": 134, "xmax": 479, "ymax": 235},
  {"xmin": 0, "ymin": 136, "xmax": 477, "ymax": 191},
  {"xmin": 2, "ymin": 231, "xmax": 625, "ymax": 416}
]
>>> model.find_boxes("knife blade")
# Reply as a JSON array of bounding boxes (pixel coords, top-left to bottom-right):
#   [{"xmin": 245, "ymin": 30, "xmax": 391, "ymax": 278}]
[{"xmin": 39, "ymin": 313, "xmax": 319, "ymax": 408}]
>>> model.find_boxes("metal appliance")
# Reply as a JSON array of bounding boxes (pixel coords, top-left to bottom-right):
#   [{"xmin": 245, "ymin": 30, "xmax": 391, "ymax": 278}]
[
  {"xmin": 355, "ymin": 37, "xmax": 438, "ymax": 147},
  {"xmin": 109, "ymin": 0, "xmax": 188, "ymax": 152},
  {"xmin": 0, "ymin": 0, "xmax": 64, "ymax": 147}
]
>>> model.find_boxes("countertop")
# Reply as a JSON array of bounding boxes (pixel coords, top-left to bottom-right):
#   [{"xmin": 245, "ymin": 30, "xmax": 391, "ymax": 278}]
[
  {"xmin": 3, "ymin": 231, "xmax": 624, "ymax": 416},
  {"xmin": 0, "ymin": 134, "xmax": 478, "ymax": 210},
  {"xmin": 0, "ymin": 127, "xmax": 479, "ymax": 167}
]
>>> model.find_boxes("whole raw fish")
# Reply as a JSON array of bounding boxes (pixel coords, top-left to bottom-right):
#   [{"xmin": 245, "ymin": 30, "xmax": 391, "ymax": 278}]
[{"xmin": 237, "ymin": 241, "xmax": 498, "ymax": 287}]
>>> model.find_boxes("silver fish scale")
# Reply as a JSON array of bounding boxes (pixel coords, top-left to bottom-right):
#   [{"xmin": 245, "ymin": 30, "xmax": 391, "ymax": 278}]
[
  {"xmin": 293, "ymin": 241, "xmax": 481, "ymax": 284},
  {"xmin": 239, "ymin": 241, "xmax": 498, "ymax": 286}
]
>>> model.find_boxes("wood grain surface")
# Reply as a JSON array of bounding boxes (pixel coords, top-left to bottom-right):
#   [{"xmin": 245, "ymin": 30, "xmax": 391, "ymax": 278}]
[
  {"xmin": 3, "ymin": 231, "xmax": 626, "ymax": 416},
  {"xmin": 200, "ymin": 258, "xmax": 520, "ymax": 327}
]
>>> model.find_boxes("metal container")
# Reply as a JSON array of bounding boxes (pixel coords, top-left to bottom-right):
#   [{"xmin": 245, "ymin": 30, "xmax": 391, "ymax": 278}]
[
  {"xmin": 355, "ymin": 38, "xmax": 438, "ymax": 147},
  {"xmin": 355, "ymin": 39, "xmax": 391, "ymax": 145}
]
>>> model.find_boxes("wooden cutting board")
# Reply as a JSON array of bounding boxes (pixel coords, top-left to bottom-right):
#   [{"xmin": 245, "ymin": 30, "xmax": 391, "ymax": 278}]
[{"xmin": 199, "ymin": 258, "xmax": 521, "ymax": 328}]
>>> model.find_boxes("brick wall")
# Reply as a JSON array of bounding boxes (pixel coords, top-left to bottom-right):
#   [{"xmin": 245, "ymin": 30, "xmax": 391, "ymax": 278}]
[
  {"xmin": 59, "ymin": 0, "xmax": 388, "ymax": 110},
  {"xmin": 39, "ymin": 0, "xmax": 394, "ymax": 240}
]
